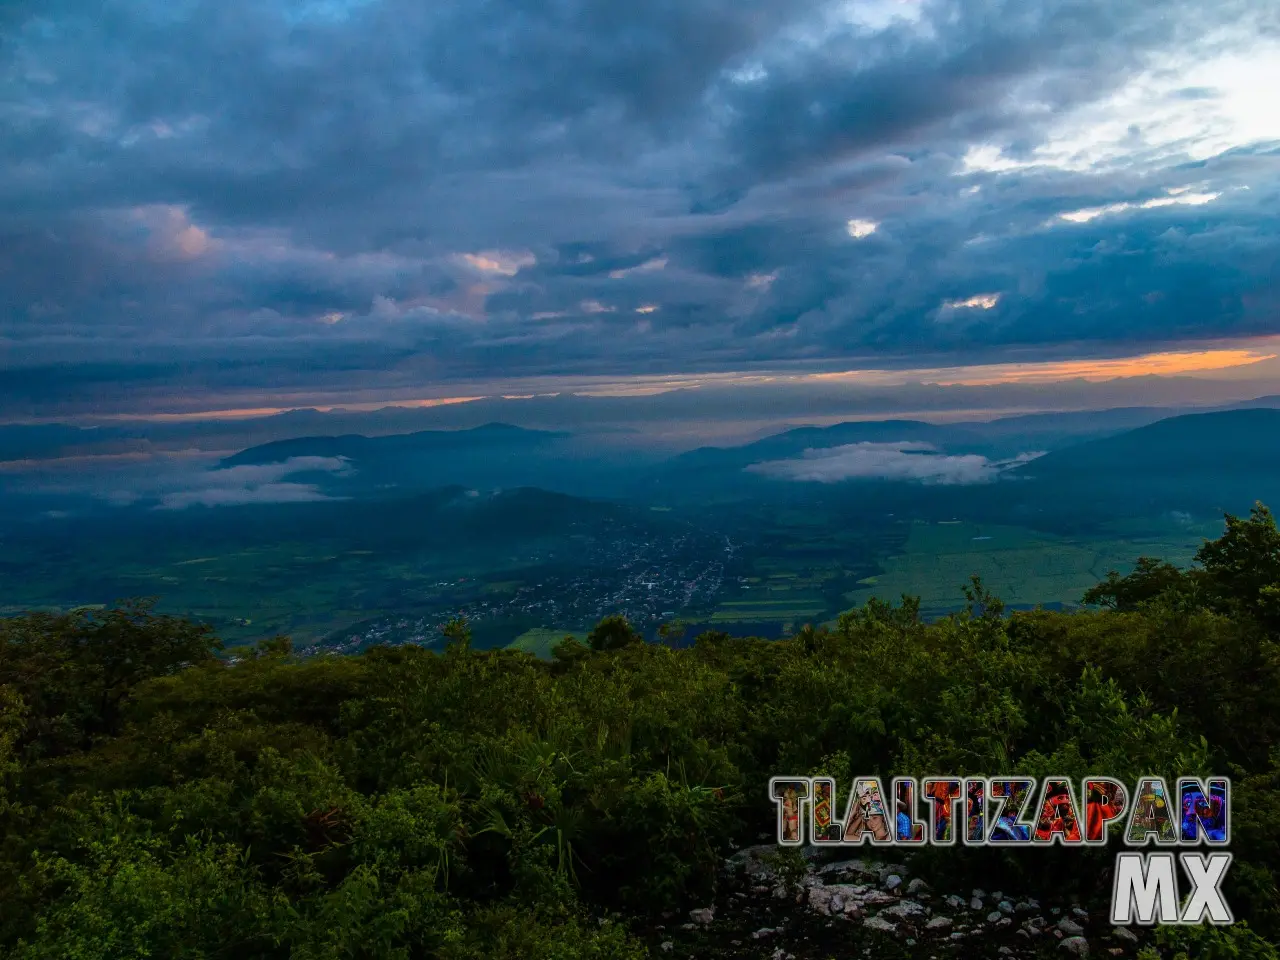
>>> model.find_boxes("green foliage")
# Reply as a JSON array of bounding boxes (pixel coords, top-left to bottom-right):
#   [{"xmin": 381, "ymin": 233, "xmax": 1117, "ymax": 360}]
[
  {"xmin": 442, "ymin": 618, "xmax": 472, "ymax": 654},
  {"xmin": 1152, "ymin": 922, "xmax": 1280, "ymax": 960},
  {"xmin": 585, "ymin": 615, "xmax": 641, "ymax": 651},
  {"xmin": 2, "ymin": 508, "xmax": 1280, "ymax": 954}
]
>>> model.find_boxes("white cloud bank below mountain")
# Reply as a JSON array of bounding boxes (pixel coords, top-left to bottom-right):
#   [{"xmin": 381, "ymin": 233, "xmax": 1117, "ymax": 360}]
[{"xmin": 746, "ymin": 442, "xmax": 1044, "ymax": 485}]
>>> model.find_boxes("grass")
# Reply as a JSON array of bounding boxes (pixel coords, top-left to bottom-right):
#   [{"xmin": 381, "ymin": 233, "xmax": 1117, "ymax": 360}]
[
  {"xmin": 843, "ymin": 519, "xmax": 1214, "ymax": 614},
  {"xmin": 507, "ymin": 627, "xmax": 590, "ymax": 658}
]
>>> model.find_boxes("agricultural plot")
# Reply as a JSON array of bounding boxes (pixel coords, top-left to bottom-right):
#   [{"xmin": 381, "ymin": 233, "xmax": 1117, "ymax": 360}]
[{"xmin": 843, "ymin": 519, "xmax": 1213, "ymax": 616}]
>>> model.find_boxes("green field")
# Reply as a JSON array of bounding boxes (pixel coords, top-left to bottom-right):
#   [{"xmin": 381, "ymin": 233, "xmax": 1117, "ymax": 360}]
[
  {"xmin": 843, "ymin": 519, "xmax": 1217, "ymax": 615},
  {"xmin": 507, "ymin": 626, "xmax": 592, "ymax": 658}
]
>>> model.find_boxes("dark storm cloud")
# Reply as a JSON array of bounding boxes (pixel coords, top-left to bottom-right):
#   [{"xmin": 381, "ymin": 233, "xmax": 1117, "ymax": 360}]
[{"xmin": 1, "ymin": 0, "xmax": 1278, "ymax": 417}]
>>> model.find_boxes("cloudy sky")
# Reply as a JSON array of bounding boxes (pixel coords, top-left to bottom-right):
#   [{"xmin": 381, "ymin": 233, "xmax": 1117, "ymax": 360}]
[{"xmin": 3, "ymin": 0, "xmax": 1279, "ymax": 421}]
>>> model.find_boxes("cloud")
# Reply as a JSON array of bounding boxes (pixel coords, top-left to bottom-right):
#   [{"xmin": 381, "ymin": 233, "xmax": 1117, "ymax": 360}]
[
  {"xmin": 1, "ymin": 0, "xmax": 1278, "ymax": 417},
  {"xmin": 147, "ymin": 456, "xmax": 353, "ymax": 509},
  {"xmin": 747, "ymin": 441, "xmax": 1044, "ymax": 485},
  {"xmin": 846, "ymin": 219, "xmax": 879, "ymax": 239}
]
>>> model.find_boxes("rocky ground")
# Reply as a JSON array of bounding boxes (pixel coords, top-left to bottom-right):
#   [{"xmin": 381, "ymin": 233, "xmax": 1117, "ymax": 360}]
[{"xmin": 641, "ymin": 845, "xmax": 1147, "ymax": 960}]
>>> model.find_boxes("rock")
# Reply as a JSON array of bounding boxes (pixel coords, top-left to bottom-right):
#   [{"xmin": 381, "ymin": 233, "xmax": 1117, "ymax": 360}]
[
  {"xmin": 879, "ymin": 863, "xmax": 910, "ymax": 881},
  {"xmin": 1112, "ymin": 927, "xmax": 1139, "ymax": 945},
  {"xmin": 1017, "ymin": 929, "xmax": 1031, "ymax": 940},
  {"xmin": 987, "ymin": 912, "xmax": 1003, "ymax": 923},
  {"xmin": 999, "ymin": 948, "xmax": 1014, "ymax": 956},
  {"xmin": 773, "ymin": 885, "xmax": 789, "ymax": 899},
  {"xmin": 926, "ymin": 916, "xmax": 953, "ymax": 931},
  {"xmin": 950, "ymin": 932, "xmax": 966, "ymax": 941},
  {"xmin": 992, "ymin": 891, "xmax": 1004, "ymax": 900},
  {"xmin": 808, "ymin": 884, "xmax": 865, "ymax": 917},
  {"xmin": 752, "ymin": 927, "xmax": 777, "ymax": 939},
  {"xmin": 689, "ymin": 906, "xmax": 715, "ymax": 925},
  {"xmin": 973, "ymin": 888, "xmax": 987, "ymax": 899},
  {"xmin": 726, "ymin": 845, "xmax": 779, "ymax": 880},
  {"xmin": 819, "ymin": 859, "xmax": 879, "ymax": 879},
  {"xmin": 1058, "ymin": 918, "xmax": 1086, "ymax": 937},
  {"xmin": 681, "ymin": 922, "xmax": 696, "ymax": 930},
  {"xmin": 945, "ymin": 895, "xmax": 967, "ymax": 910},
  {"xmin": 862, "ymin": 890, "xmax": 898, "ymax": 906},
  {"xmin": 1016, "ymin": 901, "xmax": 1034, "ymax": 912},
  {"xmin": 771, "ymin": 950, "xmax": 792, "ymax": 960},
  {"xmin": 884, "ymin": 901, "xmax": 928, "ymax": 920},
  {"xmin": 659, "ymin": 943, "xmax": 673, "ymax": 954},
  {"xmin": 1061, "ymin": 936, "xmax": 1090, "ymax": 956},
  {"xmin": 999, "ymin": 900, "xmax": 1015, "ymax": 914},
  {"xmin": 1074, "ymin": 908, "xmax": 1089, "ymax": 919},
  {"xmin": 918, "ymin": 892, "xmax": 932, "ymax": 902},
  {"xmin": 1109, "ymin": 950, "xmax": 1124, "ymax": 957},
  {"xmin": 908, "ymin": 877, "xmax": 931, "ymax": 895},
  {"xmin": 906, "ymin": 939, "xmax": 916, "ymax": 947},
  {"xmin": 1051, "ymin": 907, "xmax": 1062, "ymax": 916},
  {"xmin": 864, "ymin": 915, "xmax": 898, "ymax": 934},
  {"xmin": 997, "ymin": 918, "xmax": 1013, "ymax": 929},
  {"xmin": 884, "ymin": 874, "xmax": 904, "ymax": 892},
  {"xmin": 970, "ymin": 898, "xmax": 984, "ymax": 911}
]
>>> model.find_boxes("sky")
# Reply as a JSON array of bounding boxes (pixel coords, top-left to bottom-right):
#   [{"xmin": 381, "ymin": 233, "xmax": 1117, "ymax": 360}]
[{"xmin": 2, "ymin": 0, "xmax": 1279, "ymax": 422}]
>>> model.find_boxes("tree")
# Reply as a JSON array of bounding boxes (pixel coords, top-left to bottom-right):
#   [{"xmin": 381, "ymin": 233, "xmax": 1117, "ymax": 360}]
[
  {"xmin": 1196, "ymin": 502, "xmax": 1280, "ymax": 629},
  {"xmin": 656, "ymin": 619, "xmax": 687, "ymax": 647},
  {"xmin": 586, "ymin": 615, "xmax": 641, "ymax": 652},
  {"xmin": 1081, "ymin": 557, "xmax": 1191, "ymax": 611},
  {"xmin": 442, "ymin": 617, "xmax": 472, "ymax": 653},
  {"xmin": 0, "ymin": 598, "xmax": 221, "ymax": 754}
]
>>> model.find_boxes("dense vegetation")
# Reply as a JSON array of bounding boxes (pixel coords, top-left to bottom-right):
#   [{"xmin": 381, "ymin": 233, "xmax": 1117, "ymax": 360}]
[{"xmin": 3, "ymin": 507, "xmax": 1280, "ymax": 958}]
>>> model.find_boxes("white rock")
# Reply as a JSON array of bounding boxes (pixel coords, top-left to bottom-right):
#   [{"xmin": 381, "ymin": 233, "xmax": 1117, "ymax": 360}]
[
  {"xmin": 864, "ymin": 915, "xmax": 898, "ymax": 933},
  {"xmin": 988, "ymin": 911, "xmax": 1003, "ymax": 923},
  {"xmin": 970, "ymin": 898, "xmax": 984, "ymax": 911},
  {"xmin": 908, "ymin": 878, "xmax": 931, "ymax": 895},
  {"xmin": 1061, "ymin": 936, "xmax": 1090, "ymax": 956},
  {"xmin": 659, "ymin": 942, "xmax": 673, "ymax": 954},
  {"xmin": 884, "ymin": 901, "xmax": 928, "ymax": 920},
  {"xmin": 1112, "ymin": 927, "xmax": 1139, "ymax": 945},
  {"xmin": 885, "ymin": 874, "xmax": 903, "ymax": 891},
  {"xmin": 925, "ymin": 916, "xmax": 953, "ymax": 931},
  {"xmin": 1058, "ymin": 918, "xmax": 1086, "ymax": 937},
  {"xmin": 689, "ymin": 906, "xmax": 715, "ymax": 925}
]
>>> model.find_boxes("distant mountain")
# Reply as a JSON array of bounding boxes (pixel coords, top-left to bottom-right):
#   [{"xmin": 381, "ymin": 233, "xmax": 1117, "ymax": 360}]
[
  {"xmin": 222, "ymin": 422, "xmax": 566, "ymax": 467},
  {"xmin": 666, "ymin": 420, "xmax": 977, "ymax": 473},
  {"xmin": 1004, "ymin": 408, "xmax": 1280, "ymax": 518},
  {"xmin": 1012, "ymin": 408, "xmax": 1280, "ymax": 479}
]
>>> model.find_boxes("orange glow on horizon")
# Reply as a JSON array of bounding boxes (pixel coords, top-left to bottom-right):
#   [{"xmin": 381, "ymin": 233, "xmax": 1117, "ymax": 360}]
[
  {"xmin": 92, "ymin": 396, "xmax": 484, "ymax": 423},
  {"xmin": 51, "ymin": 342, "xmax": 1278, "ymax": 424},
  {"xmin": 810, "ymin": 346, "xmax": 1277, "ymax": 386}
]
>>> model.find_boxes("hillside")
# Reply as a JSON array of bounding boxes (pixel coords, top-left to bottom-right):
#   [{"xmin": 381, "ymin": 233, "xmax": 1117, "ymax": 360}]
[
  {"xmin": 1011, "ymin": 408, "xmax": 1280, "ymax": 479},
  {"xmin": 221, "ymin": 422, "xmax": 567, "ymax": 467}
]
